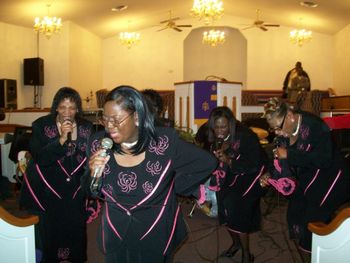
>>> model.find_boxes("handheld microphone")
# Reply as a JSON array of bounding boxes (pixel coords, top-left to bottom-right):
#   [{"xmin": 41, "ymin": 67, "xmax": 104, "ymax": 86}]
[
  {"xmin": 213, "ymin": 138, "xmax": 224, "ymax": 151},
  {"xmin": 63, "ymin": 118, "xmax": 73, "ymax": 144},
  {"xmin": 90, "ymin": 137, "xmax": 113, "ymax": 192}
]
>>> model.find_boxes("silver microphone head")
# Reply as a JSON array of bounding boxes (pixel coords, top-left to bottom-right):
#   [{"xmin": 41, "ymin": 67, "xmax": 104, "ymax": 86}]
[{"xmin": 101, "ymin": 138, "xmax": 113, "ymax": 150}]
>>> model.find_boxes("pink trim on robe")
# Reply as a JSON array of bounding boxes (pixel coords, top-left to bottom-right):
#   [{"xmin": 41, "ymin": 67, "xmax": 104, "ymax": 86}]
[
  {"xmin": 273, "ymin": 159, "xmax": 282, "ymax": 173},
  {"xmin": 102, "ymin": 214, "xmax": 106, "ymax": 253},
  {"xmin": 163, "ymin": 205, "xmax": 181, "ymax": 255},
  {"xmin": 72, "ymin": 186, "xmax": 81, "ymax": 199},
  {"xmin": 101, "ymin": 188, "xmax": 131, "ymax": 215},
  {"xmin": 130, "ymin": 160, "xmax": 172, "ymax": 210},
  {"xmin": 306, "ymin": 144, "xmax": 311, "ymax": 151},
  {"xmin": 23, "ymin": 172, "xmax": 46, "ymax": 211},
  {"xmin": 320, "ymin": 170, "xmax": 342, "ymax": 207},
  {"xmin": 36, "ymin": 164, "xmax": 62, "ymax": 199},
  {"xmin": 226, "ymin": 226, "xmax": 243, "ymax": 234},
  {"xmin": 105, "ymin": 201, "xmax": 122, "ymax": 240},
  {"xmin": 228, "ymin": 175, "xmax": 239, "ymax": 187},
  {"xmin": 242, "ymin": 166, "xmax": 264, "ymax": 197},
  {"xmin": 140, "ymin": 180, "xmax": 175, "ymax": 240},
  {"xmin": 71, "ymin": 157, "xmax": 87, "ymax": 175},
  {"xmin": 57, "ymin": 157, "xmax": 86, "ymax": 179},
  {"xmin": 304, "ymin": 169, "xmax": 320, "ymax": 195}
]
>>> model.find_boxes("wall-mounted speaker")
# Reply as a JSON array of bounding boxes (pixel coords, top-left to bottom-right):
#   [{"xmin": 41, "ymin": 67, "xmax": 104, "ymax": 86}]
[
  {"xmin": 0, "ymin": 79, "xmax": 17, "ymax": 109},
  {"xmin": 24, "ymin": 57, "xmax": 44, "ymax": 86}
]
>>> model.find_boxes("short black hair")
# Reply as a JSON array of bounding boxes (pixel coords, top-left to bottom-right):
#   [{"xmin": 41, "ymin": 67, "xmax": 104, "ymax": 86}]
[
  {"xmin": 50, "ymin": 87, "xmax": 83, "ymax": 117},
  {"xmin": 104, "ymin": 85, "xmax": 157, "ymax": 155}
]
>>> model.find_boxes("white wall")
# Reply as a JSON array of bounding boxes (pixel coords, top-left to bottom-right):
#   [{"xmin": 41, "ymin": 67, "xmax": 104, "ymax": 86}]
[
  {"xmin": 1, "ymin": 14, "xmax": 349, "ymax": 110},
  {"xmin": 334, "ymin": 24, "xmax": 350, "ymax": 95},
  {"xmin": 0, "ymin": 21, "xmax": 102, "ymax": 109},
  {"xmin": 184, "ymin": 27, "xmax": 247, "ymax": 86},
  {"xmin": 102, "ymin": 14, "xmax": 335, "ymax": 92},
  {"xmin": 0, "ymin": 22, "xmax": 37, "ymax": 108},
  {"xmin": 69, "ymin": 23, "xmax": 102, "ymax": 109}
]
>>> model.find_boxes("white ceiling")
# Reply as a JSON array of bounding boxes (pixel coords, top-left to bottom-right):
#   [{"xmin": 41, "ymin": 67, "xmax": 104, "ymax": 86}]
[{"xmin": 0, "ymin": 0, "xmax": 349, "ymax": 39}]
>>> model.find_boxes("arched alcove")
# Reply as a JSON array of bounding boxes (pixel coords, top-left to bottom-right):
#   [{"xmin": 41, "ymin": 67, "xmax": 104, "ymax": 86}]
[{"xmin": 183, "ymin": 26, "xmax": 247, "ymax": 86}]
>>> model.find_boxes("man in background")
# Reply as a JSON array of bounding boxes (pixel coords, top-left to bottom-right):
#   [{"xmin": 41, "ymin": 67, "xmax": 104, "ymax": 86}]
[{"xmin": 282, "ymin": 61, "xmax": 310, "ymax": 100}]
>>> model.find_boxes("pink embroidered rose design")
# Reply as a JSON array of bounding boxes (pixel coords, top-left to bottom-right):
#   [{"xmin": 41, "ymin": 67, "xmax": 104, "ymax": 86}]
[
  {"xmin": 91, "ymin": 139, "xmax": 101, "ymax": 154},
  {"xmin": 232, "ymin": 140, "xmax": 240, "ymax": 152},
  {"xmin": 76, "ymin": 154, "xmax": 83, "ymax": 163},
  {"xmin": 66, "ymin": 142, "xmax": 77, "ymax": 156},
  {"xmin": 103, "ymin": 184, "xmax": 113, "ymax": 195},
  {"xmin": 146, "ymin": 161, "xmax": 162, "ymax": 176},
  {"xmin": 117, "ymin": 172, "xmax": 137, "ymax": 193},
  {"xmin": 142, "ymin": 181, "xmax": 153, "ymax": 194},
  {"xmin": 103, "ymin": 163, "xmax": 111, "ymax": 175},
  {"xmin": 57, "ymin": 247, "xmax": 70, "ymax": 259},
  {"xmin": 44, "ymin": 125, "xmax": 58, "ymax": 138},
  {"xmin": 299, "ymin": 125, "xmax": 309, "ymax": 140},
  {"xmin": 79, "ymin": 142, "xmax": 87, "ymax": 152},
  {"xmin": 149, "ymin": 135, "xmax": 169, "ymax": 155},
  {"xmin": 79, "ymin": 126, "xmax": 91, "ymax": 138}
]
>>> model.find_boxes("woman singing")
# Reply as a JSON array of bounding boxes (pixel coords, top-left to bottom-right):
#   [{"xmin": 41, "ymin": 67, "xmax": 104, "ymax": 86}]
[
  {"xmin": 208, "ymin": 106, "xmax": 267, "ymax": 263},
  {"xmin": 262, "ymin": 97, "xmax": 350, "ymax": 263},
  {"xmin": 20, "ymin": 87, "xmax": 93, "ymax": 262},
  {"xmin": 83, "ymin": 85, "xmax": 217, "ymax": 263}
]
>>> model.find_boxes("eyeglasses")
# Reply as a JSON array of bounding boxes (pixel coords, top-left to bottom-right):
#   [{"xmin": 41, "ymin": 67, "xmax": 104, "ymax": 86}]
[
  {"xmin": 269, "ymin": 114, "xmax": 286, "ymax": 132},
  {"xmin": 101, "ymin": 112, "xmax": 134, "ymax": 127}
]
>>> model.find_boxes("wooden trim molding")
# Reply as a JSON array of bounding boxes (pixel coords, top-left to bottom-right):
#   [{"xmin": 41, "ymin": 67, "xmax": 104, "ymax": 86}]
[
  {"xmin": 308, "ymin": 207, "xmax": 350, "ymax": 236},
  {"xmin": 0, "ymin": 206, "xmax": 39, "ymax": 227},
  {"xmin": 174, "ymin": 80, "xmax": 242, "ymax": 85}
]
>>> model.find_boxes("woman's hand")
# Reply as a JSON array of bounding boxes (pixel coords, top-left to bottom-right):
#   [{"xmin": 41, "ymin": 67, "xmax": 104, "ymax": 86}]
[
  {"xmin": 214, "ymin": 149, "xmax": 231, "ymax": 166},
  {"xmin": 273, "ymin": 147, "xmax": 288, "ymax": 159},
  {"xmin": 59, "ymin": 119, "xmax": 74, "ymax": 145},
  {"xmin": 259, "ymin": 173, "xmax": 271, "ymax": 188},
  {"xmin": 88, "ymin": 149, "xmax": 111, "ymax": 178}
]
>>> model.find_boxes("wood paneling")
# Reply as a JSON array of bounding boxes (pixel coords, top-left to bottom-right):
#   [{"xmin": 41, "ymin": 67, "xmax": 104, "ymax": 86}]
[{"xmin": 321, "ymin": 96, "xmax": 350, "ymax": 111}]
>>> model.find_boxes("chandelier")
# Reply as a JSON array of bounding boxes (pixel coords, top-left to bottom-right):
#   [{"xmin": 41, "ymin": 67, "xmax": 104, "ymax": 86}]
[
  {"xmin": 34, "ymin": 4, "xmax": 62, "ymax": 39},
  {"xmin": 203, "ymin": 29, "xmax": 225, "ymax": 47},
  {"xmin": 289, "ymin": 28, "xmax": 312, "ymax": 46},
  {"xmin": 191, "ymin": 0, "xmax": 224, "ymax": 25},
  {"xmin": 119, "ymin": 32, "xmax": 140, "ymax": 48}
]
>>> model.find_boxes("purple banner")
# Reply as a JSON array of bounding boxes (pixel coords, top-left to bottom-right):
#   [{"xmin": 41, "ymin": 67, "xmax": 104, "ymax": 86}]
[{"xmin": 194, "ymin": 81, "xmax": 217, "ymax": 123}]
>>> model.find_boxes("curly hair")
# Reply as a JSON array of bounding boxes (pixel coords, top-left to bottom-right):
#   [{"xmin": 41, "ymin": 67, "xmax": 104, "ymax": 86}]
[
  {"xmin": 50, "ymin": 87, "xmax": 83, "ymax": 117},
  {"xmin": 263, "ymin": 97, "xmax": 292, "ymax": 120}
]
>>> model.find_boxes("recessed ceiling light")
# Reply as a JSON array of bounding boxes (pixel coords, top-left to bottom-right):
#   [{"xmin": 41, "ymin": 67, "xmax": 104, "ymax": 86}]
[
  {"xmin": 111, "ymin": 5, "xmax": 128, "ymax": 12},
  {"xmin": 300, "ymin": 1, "xmax": 318, "ymax": 8}
]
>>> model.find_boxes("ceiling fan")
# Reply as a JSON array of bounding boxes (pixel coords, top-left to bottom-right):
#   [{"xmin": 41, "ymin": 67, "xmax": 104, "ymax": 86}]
[
  {"xmin": 241, "ymin": 9, "xmax": 280, "ymax": 31},
  {"xmin": 158, "ymin": 11, "xmax": 192, "ymax": 32}
]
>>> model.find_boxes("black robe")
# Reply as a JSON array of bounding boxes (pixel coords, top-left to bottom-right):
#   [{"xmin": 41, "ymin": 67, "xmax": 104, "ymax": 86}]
[
  {"xmin": 83, "ymin": 127, "xmax": 217, "ymax": 263},
  {"xmin": 19, "ymin": 114, "xmax": 93, "ymax": 262}
]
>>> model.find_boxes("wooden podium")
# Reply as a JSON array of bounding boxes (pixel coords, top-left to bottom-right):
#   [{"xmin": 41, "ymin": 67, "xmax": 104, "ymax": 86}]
[{"xmin": 174, "ymin": 80, "xmax": 242, "ymax": 133}]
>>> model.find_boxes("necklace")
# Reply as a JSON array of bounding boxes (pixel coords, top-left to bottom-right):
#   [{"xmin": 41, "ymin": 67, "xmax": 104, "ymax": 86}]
[
  {"xmin": 291, "ymin": 114, "xmax": 302, "ymax": 137},
  {"xmin": 121, "ymin": 140, "xmax": 138, "ymax": 149}
]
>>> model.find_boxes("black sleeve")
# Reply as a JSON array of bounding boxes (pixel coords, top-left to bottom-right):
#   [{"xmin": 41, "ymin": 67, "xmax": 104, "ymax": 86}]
[
  {"xmin": 173, "ymin": 129, "xmax": 218, "ymax": 197},
  {"xmin": 29, "ymin": 120, "xmax": 66, "ymax": 167}
]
